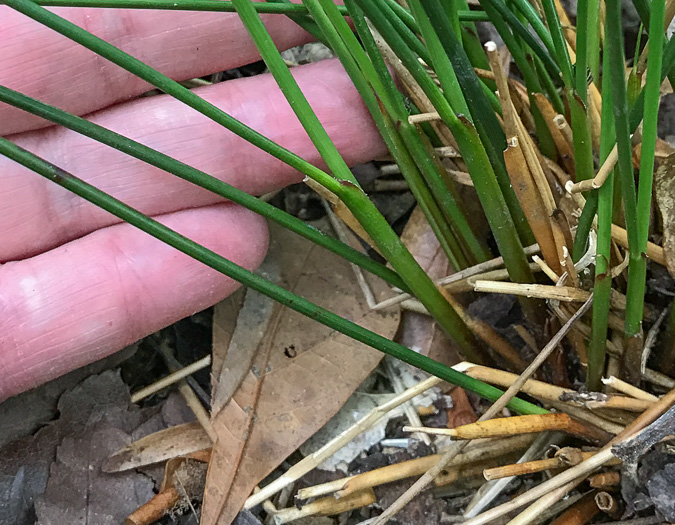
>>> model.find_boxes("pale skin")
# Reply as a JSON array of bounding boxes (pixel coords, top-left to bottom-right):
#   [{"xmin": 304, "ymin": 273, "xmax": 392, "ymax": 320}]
[{"xmin": 0, "ymin": 7, "xmax": 386, "ymax": 400}]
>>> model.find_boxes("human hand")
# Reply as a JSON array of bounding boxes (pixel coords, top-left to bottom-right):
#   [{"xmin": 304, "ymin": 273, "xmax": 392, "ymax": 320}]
[{"xmin": 0, "ymin": 7, "xmax": 385, "ymax": 400}]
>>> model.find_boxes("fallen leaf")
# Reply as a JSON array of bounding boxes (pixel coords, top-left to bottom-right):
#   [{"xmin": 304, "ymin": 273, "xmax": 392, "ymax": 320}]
[
  {"xmin": 655, "ymin": 153, "xmax": 675, "ymax": 278},
  {"xmin": 103, "ymin": 422, "xmax": 211, "ymax": 473},
  {"xmin": 211, "ymin": 261, "xmax": 281, "ymax": 415},
  {"xmin": 396, "ymin": 205, "xmax": 461, "ymax": 369},
  {"xmin": 201, "ymin": 220, "xmax": 400, "ymax": 524},
  {"xmin": 34, "ymin": 422, "xmax": 155, "ymax": 525}
]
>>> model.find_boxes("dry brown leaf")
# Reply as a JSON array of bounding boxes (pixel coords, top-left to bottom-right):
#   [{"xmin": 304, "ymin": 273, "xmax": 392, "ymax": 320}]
[
  {"xmin": 102, "ymin": 422, "xmax": 211, "ymax": 473},
  {"xmin": 504, "ymin": 140, "xmax": 560, "ymax": 274},
  {"xmin": 396, "ymin": 206, "xmax": 461, "ymax": 368},
  {"xmin": 655, "ymin": 153, "xmax": 675, "ymax": 277},
  {"xmin": 201, "ymin": 220, "xmax": 400, "ymax": 525},
  {"xmin": 211, "ymin": 266, "xmax": 279, "ymax": 415}
]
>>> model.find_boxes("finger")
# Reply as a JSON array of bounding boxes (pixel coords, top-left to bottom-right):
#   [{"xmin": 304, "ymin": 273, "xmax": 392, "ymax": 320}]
[
  {"xmin": 2, "ymin": 60, "xmax": 386, "ymax": 262},
  {"xmin": 0, "ymin": 6, "xmax": 312, "ymax": 135},
  {"xmin": 0, "ymin": 203, "xmax": 268, "ymax": 400}
]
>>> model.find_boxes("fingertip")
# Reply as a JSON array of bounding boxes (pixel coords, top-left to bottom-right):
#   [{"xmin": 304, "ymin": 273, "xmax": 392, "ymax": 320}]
[{"xmin": 0, "ymin": 203, "xmax": 269, "ymax": 400}]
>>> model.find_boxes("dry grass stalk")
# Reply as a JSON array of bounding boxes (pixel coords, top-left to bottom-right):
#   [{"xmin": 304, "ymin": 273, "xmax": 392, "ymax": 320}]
[
  {"xmin": 434, "ymin": 455, "xmax": 522, "ymax": 486},
  {"xmin": 532, "ymin": 254, "xmax": 561, "ymax": 282},
  {"xmin": 130, "ymin": 355, "xmax": 212, "ymax": 403},
  {"xmin": 384, "ymin": 358, "xmax": 430, "ymax": 445},
  {"xmin": 484, "ymin": 447, "xmax": 621, "ymax": 480},
  {"xmin": 372, "ymin": 296, "xmax": 593, "ymax": 524},
  {"xmin": 567, "ymin": 143, "xmax": 619, "ymax": 193},
  {"xmin": 554, "ymin": 114, "xmax": 575, "ymax": 150},
  {"xmin": 487, "ymin": 40, "xmax": 562, "ymax": 275},
  {"xmin": 159, "ymin": 343, "xmax": 216, "ymax": 442},
  {"xmin": 273, "ymin": 489, "xmax": 376, "ymax": 524},
  {"xmin": 588, "ymin": 471, "xmax": 621, "ymax": 488},
  {"xmin": 473, "ymin": 281, "xmax": 590, "ymax": 302},
  {"xmin": 545, "ymin": 401, "xmax": 626, "ymax": 435},
  {"xmin": 483, "ymin": 456, "xmax": 569, "ymax": 480},
  {"xmin": 560, "ymin": 391, "xmax": 653, "ymax": 412},
  {"xmin": 594, "ymin": 491, "xmax": 622, "ymax": 519},
  {"xmin": 244, "ymin": 375, "xmax": 442, "ymax": 509},
  {"xmin": 323, "ymin": 199, "xmax": 377, "ymax": 308},
  {"xmin": 464, "ymin": 386, "xmax": 675, "ymax": 525},
  {"xmin": 532, "ymin": 93, "xmax": 576, "ymax": 176},
  {"xmin": 464, "ymin": 432, "xmax": 564, "ymax": 518},
  {"xmin": 372, "ymin": 245, "xmax": 540, "ymax": 311},
  {"xmin": 408, "ymin": 111, "xmax": 441, "ymax": 124},
  {"xmin": 567, "ymin": 133, "xmax": 642, "ymax": 194},
  {"xmin": 602, "ymin": 376, "xmax": 659, "ymax": 401},
  {"xmin": 296, "ymin": 435, "xmax": 534, "ymax": 500},
  {"xmin": 404, "ymin": 413, "xmax": 610, "ymax": 442},
  {"xmin": 434, "ymin": 145, "xmax": 461, "ymax": 158},
  {"xmin": 610, "ymin": 224, "xmax": 666, "ymax": 266}
]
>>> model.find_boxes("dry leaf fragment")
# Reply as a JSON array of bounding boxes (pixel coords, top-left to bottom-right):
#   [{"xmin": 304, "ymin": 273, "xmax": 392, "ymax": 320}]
[
  {"xmin": 103, "ymin": 422, "xmax": 211, "ymax": 473},
  {"xmin": 202, "ymin": 221, "xmax": 400, "ymax": 525},
  {"xmin": 654, "ymin": 153, "xmax": 675, "ymax": 277}
]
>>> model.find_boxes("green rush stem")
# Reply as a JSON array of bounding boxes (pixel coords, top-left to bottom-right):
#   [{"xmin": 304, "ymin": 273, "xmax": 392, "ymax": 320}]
[
  {"xmin": 569, "ymin": 92, "xmax": 595, "ymax": 182},
  {"xmin": 316, "ymin": 0, "xmax": 490, "ymax": 266},
  {"xmin": 587, "ymin": 0, "xmax": 601, "ymax": 85},
  {"xmin": 406, "ymin": 0, "xmax": 471, "ymax": 116},
  {"xmin": 232, "ymin": 0, "xmax": 488, "ymax": 359},
  {"xmin": 263, "ymin": 0, "xmax": 325, "ymax": 44},
  {"xmin": 304, "ymin": 0, "xmax": 466, "ymax": 269},
  {"xmin": 606, "ymin": 0, "xmax": 638, "ymax": 258},
  {"xmin": 587, "ymin": 43, "xmax": 616, "ymax": 390},
  {"xmin": 625, "ymin": 0, "xmax": 665, "ymax": 344},
  {"xmin": 574, "ymin": 0, "xmax": 590, "ymax": 104},
  {"xmin": 540, "ymin": 0, "xmax": 574, "ymax": 87},
  {"xmin": 357, "ymin": 0, "xmax": 536, "ymax": 289},
  {"xmin": 415, "ymin": 0, "xmax": 537, "ymax": 249},
  {"xmin": 0, "ymin": 84, "xmax": 407, "ymax": 291},
  {"xmin": 18, "ymin": 0, "xmax": 486, "ymax": 19},
  {"xmin": 369, "ymin": 0, "xmax": 432, "ymax": 66},
  {"xmin": 0, "ymin": 137, "xmax": 546, "ymax": 415},
  {"xmin": 4, "ymin": 0, "xmax": 344, "ymax": 194},
  {"xmin": 495, "ymin": 0, "xmax": 556, "ymax": 57},
  {"xmin": 478, "ymin": 0, "xmax": 561, "ymax": 80},
  {"xmin": 570, "ymin": 0, "xmax": 594, "ymax": 186},
  {"xmin": 575, "ymin": 33, "xmax": 674, "ymax": 259},
  {"xmin": 231, "ymin": 0, "xmax": 358, "ymax": 187}
]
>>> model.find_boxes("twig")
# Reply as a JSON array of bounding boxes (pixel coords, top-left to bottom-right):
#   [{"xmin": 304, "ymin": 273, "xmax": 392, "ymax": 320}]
[
  {"xmin": 464, "ymin": 386, "xmax": 675, "ymax": 525},
  {"xmin": 601, "ymin": 376, "xmax": 659, "ymax": 402},
  {"xmin": 463, "ymin": 432, "xmax": 562, "ymax": 517},
  {"xmin": 408, "ymin": 111, "xmax": 441, "ymax": 124},
  {"xmin": 273, "ymin": 490, "xmax": 376, "ymax": 524},
  {"xmin": 454, "ymin": 363, "xmax": 650, "ymax": 413},
  {"xmin": 130, "ymin": 355, "xmax": 212, "ymax": 403},
  {"xmin": 244, "ymin": 376, "xmax": 442, "ymax": 509},
  {"xmin": 158, "ymin": 343, "xmax": 216, "ymax": 442},
  {"xmin": 372, "ymin": 296, "xmax": 593, "ymax": 524},
  {"xmin": 474, "ymin": 281, "xmax": 590, "ymax": 302},
  {"xmin": 404, "ymin": 413, "xmax": 609, "ymax": 442},
  {"xmin": 125, "ymin": 487, "xmax": 180, "ymax": 525},
  {"xmin": 641, "ymin": 306, "xmax": 669, "ymax": 374},
  {"xmin": 297, "ymin": 435, "xmax": 535, "ymax": 500},
  {"xmin": 372, "ymin": 244, "xmax": 540, "ymax": 310}
]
